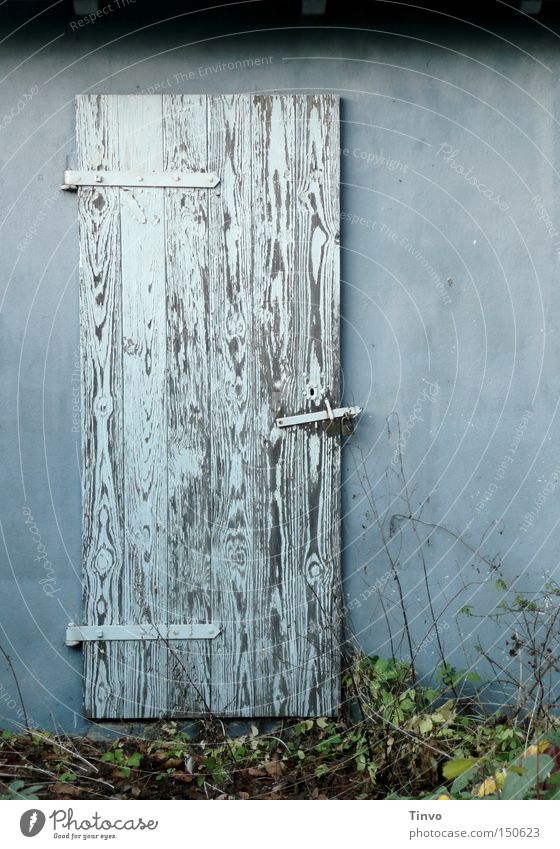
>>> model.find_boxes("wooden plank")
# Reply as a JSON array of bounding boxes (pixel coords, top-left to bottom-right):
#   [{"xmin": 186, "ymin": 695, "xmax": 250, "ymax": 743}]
[
  {"xmin": 77, "ymin": 95, "xmax": 125, "ymax": 718},
  {"xmin": 207, "ymin": 95, "xmax": 255, "ymax": 715},
  {"xmin": 118, "ymin": 95, "xmax": 168, "ymax": 718},
  {"xmin": 293, "ymin": 95, "xmax": 341, "ymax": 715},
  {"xmin": 163, "ymin": 95, "xmax": 212, "ymax": 715},
  {"xmin": 251, "ymin": 95, "xmax": 299, "ymax": 715},
  {"xmin": 251, "ymin": 95, "xmax": 341, "ymax": 716}
]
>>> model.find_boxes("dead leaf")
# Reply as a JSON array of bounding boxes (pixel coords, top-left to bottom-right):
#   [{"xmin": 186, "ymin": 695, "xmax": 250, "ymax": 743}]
[
  {"xmin": 264, "ymin": 758, "xmax": 284, "ymax": 778},
  {"xmin": 170, "ymin": 772, "xmax": 194, "ymax": 784},
  {"xmin": 247, "ymin": 767, "xmax": 266, "ymax": 778},
  {"xmin": 163, "ymin": 758, "xmax": 182, "ymax": 769},
  {"xmin": 50, "ymin": 783, "xmax": 84, "ymax": 797}
]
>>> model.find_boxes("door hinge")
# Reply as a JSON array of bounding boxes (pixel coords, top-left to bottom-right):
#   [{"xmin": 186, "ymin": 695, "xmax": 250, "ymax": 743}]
[
  {"xmin": 61, "ymin": 170, "xmax": 220, "ymax": 191},
  {"xmin": 276, "ymin": 403, "xmax": 362, "ymax": 429},
  {"xmin": 65, "ymin": 622, "xmax": 221, "ymax": 646}
]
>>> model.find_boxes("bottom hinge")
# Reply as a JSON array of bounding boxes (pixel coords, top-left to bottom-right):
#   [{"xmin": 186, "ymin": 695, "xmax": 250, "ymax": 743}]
[{"xmin": 65, "ymin": 622, "xmax": 220, "ymax": 646}]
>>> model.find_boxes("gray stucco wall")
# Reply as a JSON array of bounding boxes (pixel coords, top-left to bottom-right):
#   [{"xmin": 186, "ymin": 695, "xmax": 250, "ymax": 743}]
[{"xmin": 1, "ymin": 3, "xmax": 560, "ymax": 733}]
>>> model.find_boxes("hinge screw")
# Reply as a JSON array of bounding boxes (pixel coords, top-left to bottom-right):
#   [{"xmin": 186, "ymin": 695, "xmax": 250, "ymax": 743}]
[{"xmin": 94, "ymin": 174, "xmax": 102, "ymax": 183}]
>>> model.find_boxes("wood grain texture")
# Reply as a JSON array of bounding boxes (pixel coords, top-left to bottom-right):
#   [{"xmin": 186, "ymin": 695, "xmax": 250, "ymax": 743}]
[
  {"xmin": 79, "ymin": 95, "xmax": 169, "ymax": 718},
  {"xmin": 251, "ymin": 95, "xmax": 299, "ymax": 715},
  {"xmin": 78, "ymin": 95, "xmax": 125, "ymax": 718},
  {"xmin": 118, "ymin": 95, "xmax": 168, "ymax": 718},
  {"xmin": 250, "ymin": 95, "xmax": 341, "ymax": 716},
  {"xmin": 163, "ymin": 95, "xmax": 212, "ymax": 715},
  {"xmin": 293, "ymin": 95, "xmax": 341, "ymax": 715},
  {"xmin": 207, "ymin": 95, "xmax": 255, "ymax": 715},
  {"xmin": 78, "ymin": 93, "xmax": 341, "ymax": 718}
]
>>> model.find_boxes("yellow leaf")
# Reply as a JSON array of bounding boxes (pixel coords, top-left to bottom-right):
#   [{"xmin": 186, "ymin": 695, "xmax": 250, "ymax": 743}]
[
  {"xmin": 523, "ymin": 740, "xmax": 549, "ymax": 758},
  {"xmin": 437, "ymin": 793, "xmax": 451, "ymax": 800},
  {"xmin": 495, "ymin": 770, "xmax": 507, "ymax": 789},
  {"xmin": 476, "ymin": 777, "xmax": 496, "ymax": 798},
  {"xmin": 437, "ymin": 700, "xmax": 455, "ymax": 720},
  {"xmin": 442, "ymin": 758, "xmax": 478, "ymax": 780},
  {"xmin": 419, "ymin": 717, "xmax": 433, "ymax": 735}
]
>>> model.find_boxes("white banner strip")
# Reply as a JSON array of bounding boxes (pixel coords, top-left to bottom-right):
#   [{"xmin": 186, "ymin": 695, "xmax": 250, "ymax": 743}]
[{"xmin": 3, "ymin": 799, "xmax": 559, "ymax": 849}]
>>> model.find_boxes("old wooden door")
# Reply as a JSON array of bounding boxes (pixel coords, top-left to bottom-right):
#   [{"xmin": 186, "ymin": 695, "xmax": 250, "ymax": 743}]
[{"xmin": 75, "ymin": 93, "xmax": 340, "ymax": 718}]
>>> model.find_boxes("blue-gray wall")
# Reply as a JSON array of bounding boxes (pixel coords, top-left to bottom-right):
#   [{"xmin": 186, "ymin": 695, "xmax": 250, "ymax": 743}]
[{"xmin": 2, "ymin": 4, "xmax": 560, "ymax": 732}]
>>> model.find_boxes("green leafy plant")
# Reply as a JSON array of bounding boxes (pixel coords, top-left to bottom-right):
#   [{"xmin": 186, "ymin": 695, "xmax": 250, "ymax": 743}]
[
  {"xmin": 438, "ymin": 735, "xmax": 560, "ymax": 799},
  {"xmin": 0, "ymin": 651, "xmax": 558, "ymax": 800},
  {"xmin": 0, "ymin": 780, "xmax": 44, "ymax": 800},
  {"xmin": 100, "ymin": 745, "xmax": 143, "ymax": 779},
  {"xmin": 57, "ymin": 771, "xmax": 78, "ymax": 783}
]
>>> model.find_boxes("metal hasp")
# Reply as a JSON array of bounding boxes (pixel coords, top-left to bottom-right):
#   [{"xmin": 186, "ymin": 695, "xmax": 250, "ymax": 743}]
[
  {"xmin": 276, "ymin": 404, "xmax": 362, "ymax": 429},
  {"xmin": 62, "ymin": 170, "xmax": 220, "ymax": 190},
  {"xmin": 65, "ymin": 622, "xmax": 221, "ymax": 646}
]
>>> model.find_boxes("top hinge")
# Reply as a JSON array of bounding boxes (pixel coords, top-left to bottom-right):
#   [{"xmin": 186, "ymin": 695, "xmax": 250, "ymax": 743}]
[{"xmin": 61, "ymin": 170, "xmax": 220, "ymax": 191}]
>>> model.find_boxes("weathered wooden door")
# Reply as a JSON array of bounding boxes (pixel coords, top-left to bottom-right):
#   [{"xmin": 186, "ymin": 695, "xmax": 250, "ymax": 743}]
[{"xmin": 74, "ymin": 93, "xmax": 341, "ymax": 718}]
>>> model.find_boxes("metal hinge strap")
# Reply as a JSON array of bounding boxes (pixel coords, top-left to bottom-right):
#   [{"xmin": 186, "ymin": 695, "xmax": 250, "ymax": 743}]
[
  {"xmin": 276, "ymin": 405, "xmax": 362, "ymax": 429},
  {"xmin": 65, "ymin": 623, "xmax": 220, "ymax": 646},
  {"xmin": 61, "ymin": 170, "xmax": 220, "ymax": 191}
]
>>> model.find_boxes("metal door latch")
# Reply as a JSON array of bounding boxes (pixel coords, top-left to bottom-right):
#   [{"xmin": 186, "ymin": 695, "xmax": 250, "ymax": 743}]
[
  {"xmin": 65, "ymin": 622, "xmax": 221, "ymax": 646},
  {"xmin": 276, "ymin": 404, "xmax": 362, "ymax": 429}
]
